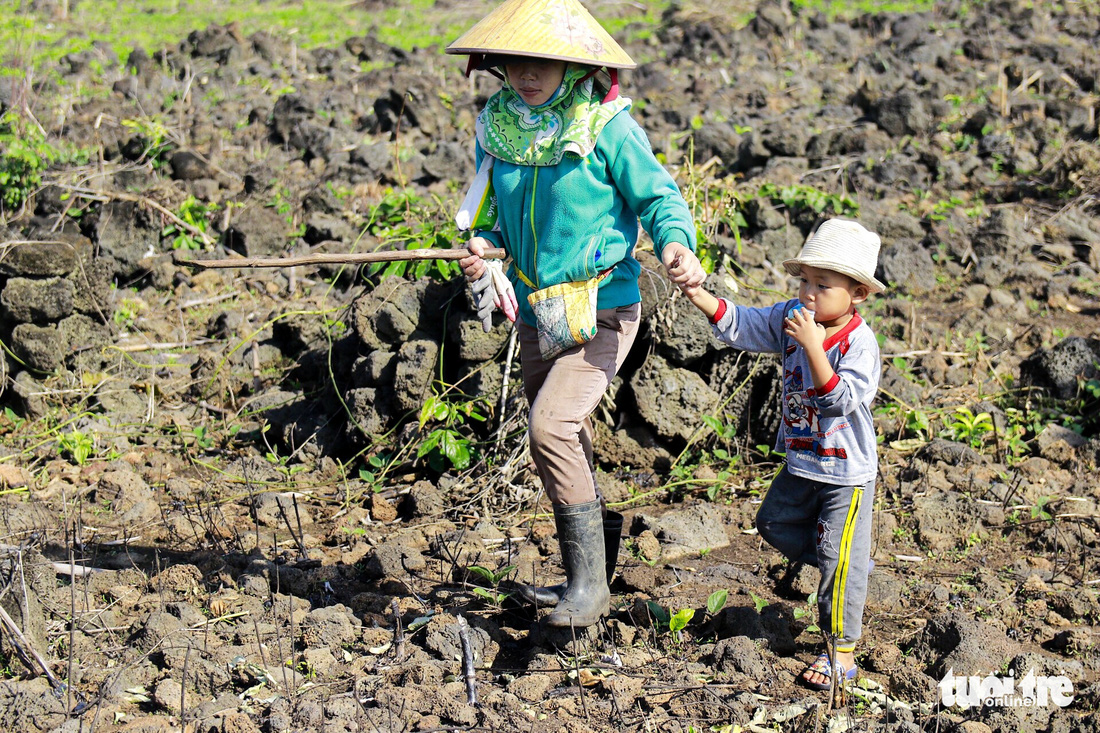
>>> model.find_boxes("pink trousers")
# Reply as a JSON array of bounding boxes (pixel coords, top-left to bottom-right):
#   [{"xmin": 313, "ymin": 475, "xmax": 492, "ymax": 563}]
[{"xmin": 518, "ymin": 304, "xmax": 641, "ymax": 505}]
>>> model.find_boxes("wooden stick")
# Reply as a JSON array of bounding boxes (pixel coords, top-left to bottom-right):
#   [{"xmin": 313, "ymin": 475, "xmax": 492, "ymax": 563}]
[
  {"xmin": 51, "ymin": 562, "xmax": 104, "ymax": 578},
  {"xmin": 186, "ymin": 247, "xmax": 507, "ymax": 270},
  {"xmin": 0, "ymin": 593, "xmax": 65, "ymax": 690},
  {"xmin": 457, "ymin": 615, "xmax": 478, "ymax": 706},
  {"xmin": 391, "ymin": 598, "xmax": 405, "ymax": 660}
]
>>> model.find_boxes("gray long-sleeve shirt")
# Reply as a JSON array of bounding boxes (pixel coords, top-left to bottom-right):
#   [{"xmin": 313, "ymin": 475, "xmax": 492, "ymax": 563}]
[{"xmin": 712, "ymin": 297, "xmax": 881, "ymax": 486}]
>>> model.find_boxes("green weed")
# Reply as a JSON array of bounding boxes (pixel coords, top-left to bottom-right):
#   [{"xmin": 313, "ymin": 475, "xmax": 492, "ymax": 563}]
[
  {"xmin": 357, "ymin": 453, "xmax": 390, "ymax": 493},
  {"xmin": 1031, "ymin": 495, "xmax": 1053, "ymax": 523},
  {"xmin": 0, "ymin": 110, "xmax": 86, "ymax": 214},
  {"xmin": 756, "ymin": 182, "xmax": 859, "ymax": 218},
  {"xmin": 112, "ymin": 296, "xmax": 145, "ymax": 329},
  {"xmin": 891, "ymin": 356, "xmax": 926, "ymax": 386},
  {"xmin": 163, "ymin": 195, "xmax": 218, "ymax": 250},
  {"xmin": 793, "ymin": 591, "xmax": 820, "ymax": 634},
  {"xmin": 366, "ymin": 189, "xmax": 463, "ymax": 282},
  {"xmin": 2, "ymin": 406, "xmax": 27, "ymax": 433},
  {"xmin": 58, "ymin": 429, "xmax": 94, "ymax": 465},
  {"xmin": 467, "ymin": 563, "xmax": 514, "ymax": 587},
  {"xmin": 470, "ymin": 587, "xmax": 510, "ymax": 606},
  {"xmin": 468, "ymin": 562, "xmax": 514, "ymax": 607},
  {"xmin": 415, "ymin": 394, "xmax": 487, "ymax": 471},
  {"xmin": 941, "ymin": 407, "xmax": 994, "ymax": 449},
  {"xmin": 904, "ymin": 408, "xmax": 932, "ymax": 440},
  {"xmin": 192, "ymin": 426, "xmax": 215, "ymax": 452},
  {"xmin": 120, "ymin": 117, "xmax": 173, "ymax": 168},
  {"xmin": 261, "ymin": 426, "xmax": 308, "ymax": 477},
  {"xmin": 668, "ymin": 607, "xmax": 695, "ymax": 643},
  {"xmin": 791, "ymin": 0, "xmax": 934, "ymax": 18}
]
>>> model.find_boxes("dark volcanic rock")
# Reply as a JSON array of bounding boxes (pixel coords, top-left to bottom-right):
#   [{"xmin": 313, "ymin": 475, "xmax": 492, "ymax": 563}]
[
  {"xmin": 95, "ymin": 200, "xmax": 159, "ymax": 278},
  {"xmin": 393, "ymin": 335, "xmax": 440, "ymax": 413},
  {"xmin": 1019, "ymin": 337, "xmax": 1100, "ymax": 400},
  {"xmin": 0, "ymin": 277, "xmax": 75, "ymax": 323},
  {"xmin": 910, "ymin": 610, "xmax": 1016, "ymax": 680},
  {"xmin": 169, "ymin": 150, "xmax": 212, "ymax": 181},
  {"xmin": 631, "ymin": 355, "xmax": 720, "ymax": 442},
  {"xmin": 10, "ymin": 323, "xmax": 65, "ymax": 372},
  {"xmin": 878, "ymin": 238, "xmax": 937, "ymax": 294},
  {"xmin": 873, "ymin": 90, "xmax": 931, "ymax": 137},
  {"xmin": 224, "ymin": 203, "xmax": 293, "ymax": 257},
  {"xmin": 0, "ymin": 238, "xmax": 84, "ymax": 277}
]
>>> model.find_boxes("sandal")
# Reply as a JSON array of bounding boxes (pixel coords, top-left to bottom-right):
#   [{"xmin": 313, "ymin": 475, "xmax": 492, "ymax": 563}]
[{"xmin": 800, "ymin": 653, "xmax": 857, "ymax": 691}]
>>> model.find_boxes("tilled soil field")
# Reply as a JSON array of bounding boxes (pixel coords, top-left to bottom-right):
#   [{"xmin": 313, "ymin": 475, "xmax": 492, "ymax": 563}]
[{"xmin": 1, "ymin": 1, "xmax": 1099, "ymax": 731}]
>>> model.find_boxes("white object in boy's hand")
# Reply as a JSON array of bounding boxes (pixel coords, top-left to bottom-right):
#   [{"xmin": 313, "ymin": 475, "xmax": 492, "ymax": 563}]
[{"xmin": 470, "ymin": 260, "xmax": 517, "ymax": 332}]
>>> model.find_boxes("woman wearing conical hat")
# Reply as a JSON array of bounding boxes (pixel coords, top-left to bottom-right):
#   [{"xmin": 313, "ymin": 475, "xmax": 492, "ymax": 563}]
[{"xmin": 450, "ymin": 0, "xmax": 706, "ymax": 629}]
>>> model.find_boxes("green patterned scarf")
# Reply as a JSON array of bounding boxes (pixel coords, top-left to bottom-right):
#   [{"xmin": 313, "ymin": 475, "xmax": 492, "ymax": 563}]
[{"xmin": 476, "ymin": 65, "xmax": 631, "ymax": 167}]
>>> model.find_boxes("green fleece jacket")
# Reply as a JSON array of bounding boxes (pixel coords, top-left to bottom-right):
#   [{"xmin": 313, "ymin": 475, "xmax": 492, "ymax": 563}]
[{"xmin": 473, "ymin": 108, "xmax": 697, "ymax": 327}]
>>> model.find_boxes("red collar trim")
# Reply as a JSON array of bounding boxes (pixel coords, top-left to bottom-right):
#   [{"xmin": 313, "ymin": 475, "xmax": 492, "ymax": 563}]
[
  {"xmin": 602, "ymin": 68, "xmax": 619, "ymax": 103},
  {"xmin": 822, "ymin": 311, "xmax": 862, "ymax": 352}
]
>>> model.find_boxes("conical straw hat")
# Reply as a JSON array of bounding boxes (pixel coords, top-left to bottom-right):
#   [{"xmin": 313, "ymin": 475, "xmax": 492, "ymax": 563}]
[{"xmin": 446, "ymin": 0, "xmax": 636, "ymax": 70}]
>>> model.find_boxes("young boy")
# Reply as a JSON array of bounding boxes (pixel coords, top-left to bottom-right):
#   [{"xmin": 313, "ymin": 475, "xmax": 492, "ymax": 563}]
[{"xmin": 675, "ymin": 218, "xmax": 883, "ymax": 690}]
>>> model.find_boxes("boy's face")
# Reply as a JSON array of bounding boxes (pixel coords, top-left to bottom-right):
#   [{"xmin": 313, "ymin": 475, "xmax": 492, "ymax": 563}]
[
  {"xmin": 505, "ymin": 58, "xmax": 567, "ymax": 107},
  {"xmin": 796, "ymin": 265, "xmax": 869, "ymax": 325}
]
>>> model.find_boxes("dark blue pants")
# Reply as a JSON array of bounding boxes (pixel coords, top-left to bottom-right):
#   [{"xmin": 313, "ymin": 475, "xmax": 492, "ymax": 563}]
[{"xmin": 756, "ymin": 465, "xmax": 875, "ymax": 650}]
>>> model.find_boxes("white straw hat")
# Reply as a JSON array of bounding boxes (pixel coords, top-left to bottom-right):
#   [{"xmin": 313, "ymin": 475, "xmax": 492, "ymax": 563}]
[
  {"xmin": 783, "ymin": 218, "xmax": 886, "ymax": 294},
  {"xmin": 446, "ymin": 0, "xmax": 636, "ymax": 70}
]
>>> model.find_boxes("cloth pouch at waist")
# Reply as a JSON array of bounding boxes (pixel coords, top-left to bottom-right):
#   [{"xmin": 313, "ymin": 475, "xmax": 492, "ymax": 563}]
[{"xmin": 518, "ymin": 265, "xmax": 613, "ymax": 360}]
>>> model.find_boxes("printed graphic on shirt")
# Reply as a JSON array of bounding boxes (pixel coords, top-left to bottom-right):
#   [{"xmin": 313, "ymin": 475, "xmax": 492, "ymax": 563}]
[{"xmin": 782, "ymin": 364, "xmax": 849, "ymax": 464}]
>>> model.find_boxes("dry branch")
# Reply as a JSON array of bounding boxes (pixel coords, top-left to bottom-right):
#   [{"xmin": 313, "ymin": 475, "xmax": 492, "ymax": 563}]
[
  {"xmin": 457, "ymin": 615, "xmax": 478, "ymax": 706},
  {"xmin": 186, "ymin": 247, "xmax": 507, "ymax": 269},
  {"xmin": 0, "ymin": 596, "xmax": 65, "ymax": 690},
  {"xmin": 57, "ymin": 185, "xmax": 217, "ymax": 247}
]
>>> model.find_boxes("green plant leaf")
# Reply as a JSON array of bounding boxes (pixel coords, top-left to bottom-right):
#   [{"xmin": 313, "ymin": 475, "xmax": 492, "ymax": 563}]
[
  {"xmin": 668, "ymin": 608, "xmax": 695, "ymax": 634},
  {"xmin": 646, "ymin": 601, "xmax": 670, "ymax": 625},
  {"xmin": 439, "ymin": 430, "xmax": 471, "ymax": 470},
  {"xmin": 706, "ymin": 589, "xmax": 728, "ymax": 616},
  {"xmin": 467, "ymin": 565, "xmax": 494, "ymax": 584}
]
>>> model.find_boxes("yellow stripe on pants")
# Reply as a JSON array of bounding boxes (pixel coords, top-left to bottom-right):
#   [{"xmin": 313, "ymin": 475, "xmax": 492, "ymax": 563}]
[{"xmin": 831, "ymin": 485, "xmax": 864, "ymax": 642}]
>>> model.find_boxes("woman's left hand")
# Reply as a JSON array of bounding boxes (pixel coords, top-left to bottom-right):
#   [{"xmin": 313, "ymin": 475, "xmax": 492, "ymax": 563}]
[{"xmin": 662, "ymin": 243, "xmax": 706, "ymax": 288}]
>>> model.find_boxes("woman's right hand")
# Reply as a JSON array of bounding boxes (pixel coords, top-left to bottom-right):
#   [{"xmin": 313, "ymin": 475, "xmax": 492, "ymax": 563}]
[{"xmin": 459, "ymin": 237, "xmax": 491, "ymax": 282}]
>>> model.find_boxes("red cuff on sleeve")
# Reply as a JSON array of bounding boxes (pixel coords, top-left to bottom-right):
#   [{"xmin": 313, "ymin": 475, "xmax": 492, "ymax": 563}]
[
  {"xmin": 819, "ymin": 373, "xmax": 841, "ymax": 395},
  {"xmin": 710, "ymin": 298, "xmax": 727, "ymax": 324}
]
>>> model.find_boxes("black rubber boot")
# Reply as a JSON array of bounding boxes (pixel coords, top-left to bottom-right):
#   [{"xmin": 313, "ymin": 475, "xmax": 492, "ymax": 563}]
[
  {"xmin": 602, "ymin": 510, "xmax": 623, "ymax": 585},
  {"xmin": 517, "ymin": 510, "xmax": 623, "ymax": 607},
  {"xmin": 516, "ymin": 579, "xmax": 567, "ymax": 608},
  {"xmin": 544, "ymin": 500, "xmax": 609, "ymax": 628}
]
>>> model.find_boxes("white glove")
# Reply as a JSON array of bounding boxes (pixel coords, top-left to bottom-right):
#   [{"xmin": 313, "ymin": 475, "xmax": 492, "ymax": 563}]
[{"xmin": 470, "ymin": 260, "xmax": 517, "ymax": 332}]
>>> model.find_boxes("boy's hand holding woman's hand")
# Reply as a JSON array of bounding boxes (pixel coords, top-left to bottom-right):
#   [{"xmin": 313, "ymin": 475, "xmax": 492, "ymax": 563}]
[
  {"xmin": 662, "ymin": 242, "xmax": 705, "ymax": 289},
  {"xmin": 665, "ymin": 243, "xmax": 722, "ymax": 318}
]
